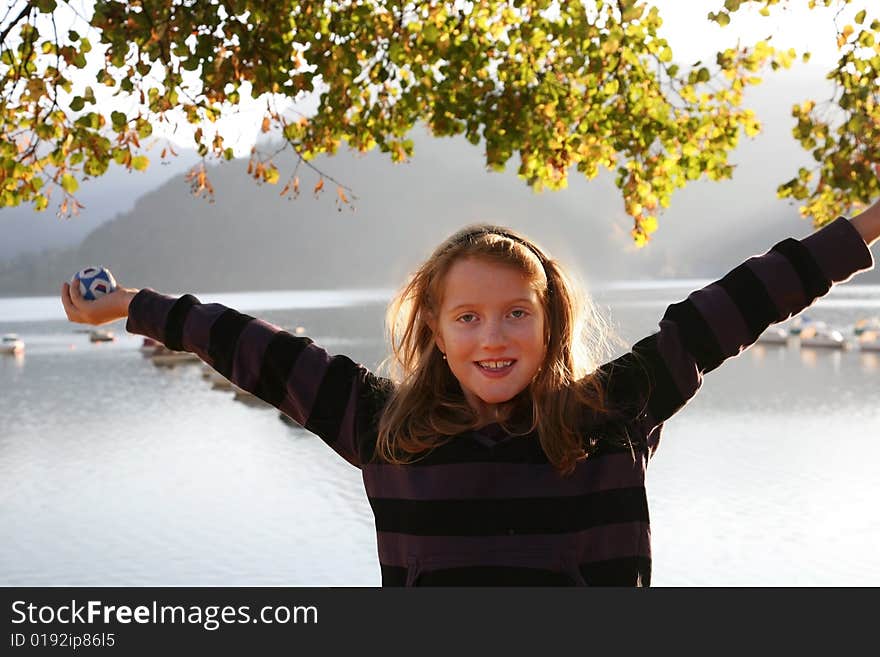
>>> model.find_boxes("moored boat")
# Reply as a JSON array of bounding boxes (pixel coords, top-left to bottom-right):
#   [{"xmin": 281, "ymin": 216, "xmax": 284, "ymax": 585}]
[
  {"xmin": 0, "ymin": 333, "xmax": 24, "ymax": 354},
  {"xmin": 797, "ymin": 321, "xmax": 846, "ymax": 349},
  {"xmin": 140, "ymin": 337, "xmax": 161, "ymax": 355},
  {"xmin": 151, "ymin": 345, "xmax": 201, "ymax": 366},
  {"xmin": 853, "ymin": 318, "xmax": 880, "ymax": 352},
  {"xmin": 232, "ymin": 384, "xmax": 270, "ymax": 407},
  {"xmin": 89, "ymin": 329, "xmax": 115, "ymax": 342},
  {"xmin": 756, "ymin": 327, "xmax": 789, "ymax": 345}
]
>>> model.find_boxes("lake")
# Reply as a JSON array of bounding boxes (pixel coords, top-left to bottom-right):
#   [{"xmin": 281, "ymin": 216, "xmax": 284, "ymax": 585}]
[{"xmin": 2, "ymin": 282, "xmax": 879, "ymax": 586}]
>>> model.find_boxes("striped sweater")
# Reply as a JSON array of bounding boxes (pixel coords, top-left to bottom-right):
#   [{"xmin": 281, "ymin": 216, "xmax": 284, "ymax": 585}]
[{"xmin": 126, "ymin": 216, "xmax": 873, "ymax": 586}]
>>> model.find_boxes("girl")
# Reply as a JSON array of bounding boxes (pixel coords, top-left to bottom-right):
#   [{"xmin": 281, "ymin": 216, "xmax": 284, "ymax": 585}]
[{"xmin": 61, "ymin": 202, "xmax": 880, "ymax": 586}]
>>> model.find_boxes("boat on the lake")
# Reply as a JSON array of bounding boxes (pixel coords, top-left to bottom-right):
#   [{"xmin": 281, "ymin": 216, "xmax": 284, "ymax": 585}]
[
  {"xmin": 796, "ymin": 321, "xmax": 847, "ymax": 349},
  {"xmin": 232, "ymin": 385, "xmax": 271, "ymax": 407},
  {"xmin": 756, "ymin": 327, "xmax": 790, "ymax": 345},
  {"xmin": 139, "ymin": 337, "xmax": 161, "ymax": 355},
  {"xmin": 89, "ymin": 329, "xmax": 115, "ymax": 343},
  {"xmin": 0, "ymin": 333, "xmax": 24, "ymax": 355},
  {"xmin": 203, "ymin": 365, "xmax": 233, "ymax": 389},
  {"xmin": 151, "ymin": 345, "xmax": 201, "ymax": 366},
  {"xmin": 852, "ymin": 317, "xmax": 880, "ymax": 352}
]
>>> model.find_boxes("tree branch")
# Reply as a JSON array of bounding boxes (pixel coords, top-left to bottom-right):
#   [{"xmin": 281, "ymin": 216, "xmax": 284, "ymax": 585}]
[{"xmin": 0, "ymin": 0, "xmax": 34, "ymax": 45}]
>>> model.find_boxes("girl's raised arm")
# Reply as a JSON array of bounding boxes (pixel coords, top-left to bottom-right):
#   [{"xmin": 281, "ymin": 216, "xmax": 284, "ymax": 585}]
[
  {"xmin": 597, "ymin": 209, "xmax": 876, "ymax": 452},
  {"xmin": 62, "ymin": 284, "xmax": 392, "ymax": 468}
]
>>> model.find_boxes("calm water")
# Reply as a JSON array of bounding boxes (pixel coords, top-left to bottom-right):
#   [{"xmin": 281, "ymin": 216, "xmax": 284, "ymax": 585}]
[{"xmin": 2, "ymin": 282, "xmax": 879, "ymax": 586}]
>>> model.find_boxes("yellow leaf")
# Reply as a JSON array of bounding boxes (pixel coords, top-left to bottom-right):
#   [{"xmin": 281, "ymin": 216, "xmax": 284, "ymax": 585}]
[
  {"xmin": 131, "ymin": 155, "xmax": 149, "ymax": 171},
  {"xmin": 61, "ymin": 174, "xmax": 78, "ymax": 194}
]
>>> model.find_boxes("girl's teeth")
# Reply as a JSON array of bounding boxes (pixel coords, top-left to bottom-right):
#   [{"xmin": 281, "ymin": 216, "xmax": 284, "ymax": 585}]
[{"xmin": 479, "ymin": 361, "xmax": 512, "ymax": 369}]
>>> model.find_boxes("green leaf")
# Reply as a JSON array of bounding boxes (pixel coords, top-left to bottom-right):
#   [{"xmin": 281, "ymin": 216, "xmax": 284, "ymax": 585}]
[
  {"xmin": 131, "ymin": 156, "xmax": 149, "ymax": 171},
  {"xmin": 61, "ymin": 174, "xmax": 78, "ymax": 194},
  {"xmin": 136, "ymin": 119, "xmax": 152, "ymax": 139},
  {"xmin": 69, "ymin": 96, "xmax": 84, "ymax": 111},
  {"xmin": 111, "ymin": 111, "xmax": 127, "ymax": 131},
  {"xmin": 855, "ymin": 9, "xmax": 866, "ymax": 25}
]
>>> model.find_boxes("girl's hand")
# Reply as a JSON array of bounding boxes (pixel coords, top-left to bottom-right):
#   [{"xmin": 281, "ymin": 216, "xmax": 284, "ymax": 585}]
[
  {"xmin": 850, "ymin": 194, "xmax": 880, "ymax": 247},
  {"xmin": 61, "ymin": 282, "xmax": 139, "ymax": 326}
]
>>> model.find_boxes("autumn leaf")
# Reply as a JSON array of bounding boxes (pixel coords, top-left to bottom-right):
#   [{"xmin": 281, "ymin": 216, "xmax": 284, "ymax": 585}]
[
  {"xmin": 264, "ymin": 165, "xmax": 280, "ymax": 184},
  {"xmin": 4, "ymin": 0, "xmax": 879, "ymax": 240},
  {"xmin": 61, "ymin": 174, "xmax": 78, "ymax": 194}
]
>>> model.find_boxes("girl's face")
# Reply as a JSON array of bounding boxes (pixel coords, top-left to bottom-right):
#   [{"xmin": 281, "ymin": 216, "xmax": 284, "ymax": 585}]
[{"xmin": 431, "ymin": 257, "xmax": 547, "ymax": 423}]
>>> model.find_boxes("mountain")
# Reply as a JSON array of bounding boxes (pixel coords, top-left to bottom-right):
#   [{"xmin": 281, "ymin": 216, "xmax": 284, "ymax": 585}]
[
  {"xmin": 1, "ymin": 68, "xmax": 877, "ymax": 297},
  {"xmin": 0, "ymin": 150, "xmax": 200, "ymax": 261}
]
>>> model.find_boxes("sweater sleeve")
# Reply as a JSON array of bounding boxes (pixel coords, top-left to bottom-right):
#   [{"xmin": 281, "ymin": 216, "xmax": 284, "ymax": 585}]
[
  {"xmin": 596, "ymin": 216, "xmax": 875, "ymax": 452},
  {"xmin": 125, "ymin": 290, "xmax": 392, "ymax": 468}
]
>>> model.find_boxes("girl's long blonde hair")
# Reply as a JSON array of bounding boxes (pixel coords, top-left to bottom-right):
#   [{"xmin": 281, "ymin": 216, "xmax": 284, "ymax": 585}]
[{"xmin": 376, "ymin": 224, "xmax": 626, "ymax": 476}]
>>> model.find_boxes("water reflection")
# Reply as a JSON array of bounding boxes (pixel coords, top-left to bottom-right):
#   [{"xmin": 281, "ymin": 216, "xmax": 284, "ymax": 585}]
[{"xmin": 1, "ymin": 351, "xmax": 26, "ymax": 370}]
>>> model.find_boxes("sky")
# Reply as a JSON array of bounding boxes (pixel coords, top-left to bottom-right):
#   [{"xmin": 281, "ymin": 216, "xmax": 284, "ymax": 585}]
[{"xmin": 654, "ymin": 0, "xmax": 862, "ymax": 65}]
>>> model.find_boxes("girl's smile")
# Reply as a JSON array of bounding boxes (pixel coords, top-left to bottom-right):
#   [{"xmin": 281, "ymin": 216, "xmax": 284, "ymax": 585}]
[{"xmin": 474, "ymin": 359, "xmax": 517, "ymax": 377}]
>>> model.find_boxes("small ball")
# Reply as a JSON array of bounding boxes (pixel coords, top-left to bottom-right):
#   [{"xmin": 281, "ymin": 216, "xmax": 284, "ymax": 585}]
[{"xmin": 70, "ymin": 266, "xmax": 118, "ymax": 301}]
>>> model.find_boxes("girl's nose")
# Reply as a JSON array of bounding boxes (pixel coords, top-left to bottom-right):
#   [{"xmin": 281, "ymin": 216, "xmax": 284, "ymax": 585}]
[{"xmin": 481, "ymin": 321, "xmax": 507, "ymax": 348}]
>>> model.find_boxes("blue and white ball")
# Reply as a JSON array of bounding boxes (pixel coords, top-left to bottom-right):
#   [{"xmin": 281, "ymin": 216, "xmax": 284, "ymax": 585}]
[{"xmin": 71, "ymin": 266, "xmax": 117, "ymax": 301}]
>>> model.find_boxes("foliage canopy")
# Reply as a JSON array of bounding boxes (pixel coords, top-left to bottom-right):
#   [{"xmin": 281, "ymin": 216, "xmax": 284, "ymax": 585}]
[{"xmin": 1, "ymin": 0, "xmax": 879, "ymax": 243}]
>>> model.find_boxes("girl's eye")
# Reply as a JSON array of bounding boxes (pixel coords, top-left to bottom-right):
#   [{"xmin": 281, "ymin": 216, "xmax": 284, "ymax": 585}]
[
  {"xmin": 457, "ymin": 313, "xmax": 477, "ymax": 323},
  {"xmin": 510, "ymin": 309, "xmax": 528, "ymax": 319}
]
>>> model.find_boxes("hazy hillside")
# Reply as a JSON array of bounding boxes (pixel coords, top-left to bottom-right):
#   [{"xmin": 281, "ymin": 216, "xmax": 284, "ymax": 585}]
[
  {"xmin": 0, "ymin": 151, "xmax": 200, "ymax": 261},
  {"xmin": 0, "ymin": 135, "xmax": 627, "ymax": 296},
  {"xmin": 2, "ymin": 69, "xmax": 878, "ymax": 298}
]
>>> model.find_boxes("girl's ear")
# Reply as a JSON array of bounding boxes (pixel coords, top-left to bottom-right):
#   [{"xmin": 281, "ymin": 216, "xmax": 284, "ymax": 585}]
[{"xmin": 426, "ymin": 312, "xmax": 445, "ymax": 353}]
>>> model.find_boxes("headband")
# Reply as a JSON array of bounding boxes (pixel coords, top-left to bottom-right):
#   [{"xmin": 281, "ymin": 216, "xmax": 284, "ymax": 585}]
[
  {"xmin": 453, "ymin": 228, "xmax": 549, "ymax": 264},
  {"xmin": 451, "ymin": 228, "xmax": 553, "ymax": 292}
]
